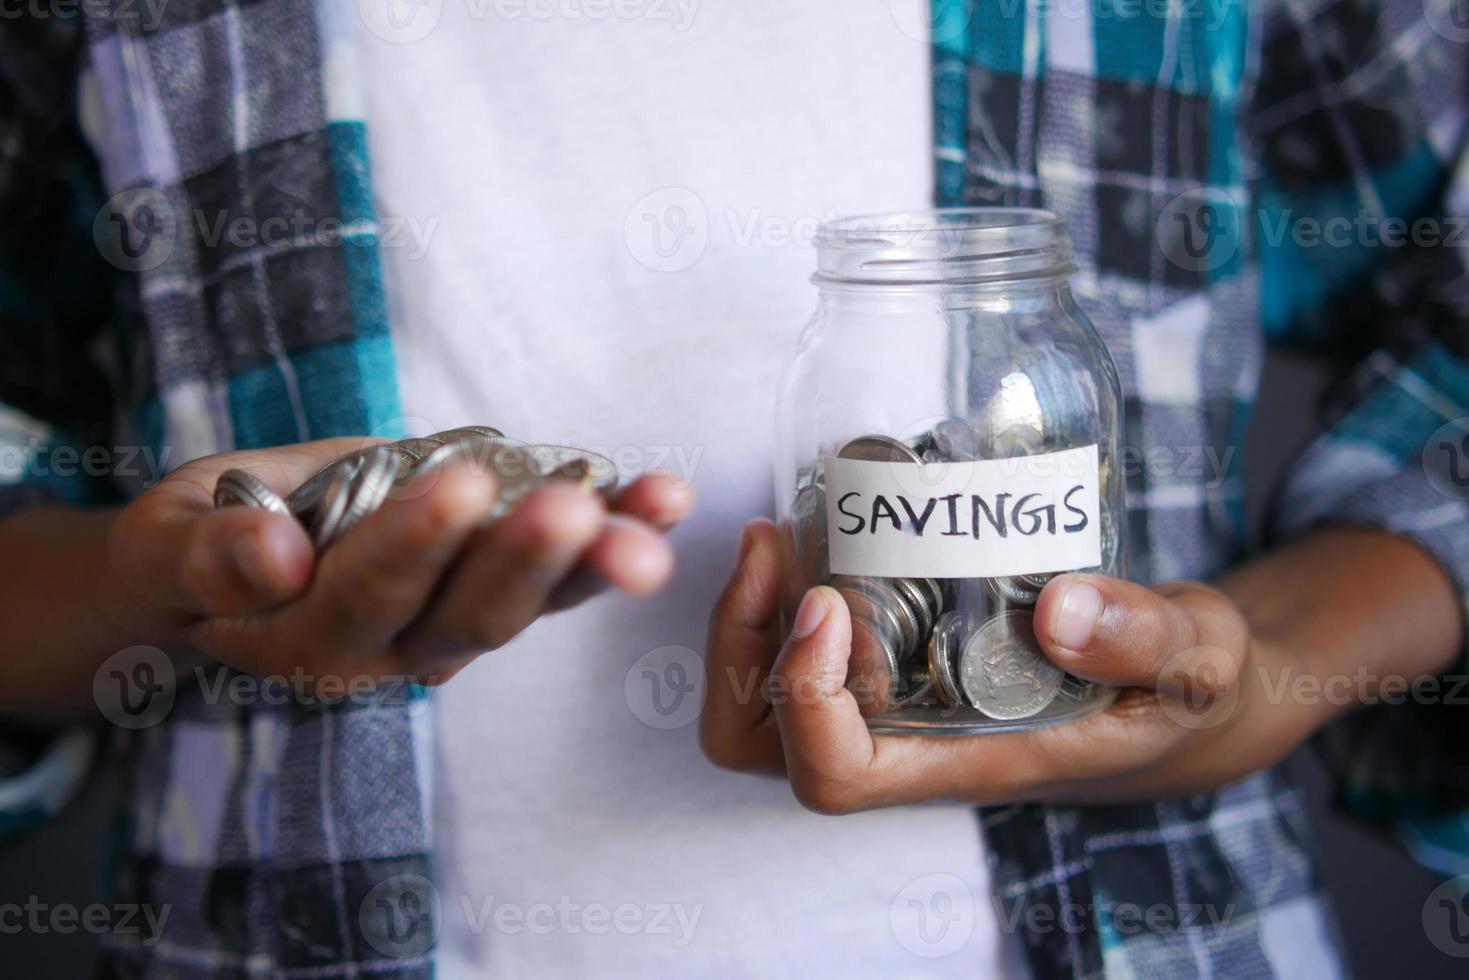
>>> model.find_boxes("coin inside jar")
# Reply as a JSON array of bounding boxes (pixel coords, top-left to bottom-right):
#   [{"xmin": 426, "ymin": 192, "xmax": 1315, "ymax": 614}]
[
  {"xmin": 834, "ymin": 581, "xmax": 899, "ymax": 714},
  {"xmin": 829, "ymin": 575, "xmax": 920, "ymax": 658},
  {"xmin": 791, "ymin": 482, "xmax": 829, "ymax": 582},
  {"xmin": 958, "ymin": 610, "xmax": 1064, "ymax": 719},
  {"xmin": 836, "ymin": 433, "xmax": 923, "ymax": 464},
  {"xmin": 986, "ymin": 575, "xmax": 1043, "ymax": 607},
  {"xmin": 927, "ymin": 611, "xmax": 965, "ymax": 707}
]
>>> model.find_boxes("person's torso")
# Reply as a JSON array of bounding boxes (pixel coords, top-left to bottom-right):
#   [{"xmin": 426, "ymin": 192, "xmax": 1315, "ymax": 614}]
[{"xmin": 358, "ymin": 2, "xmax": 1028, "ymax": 976}]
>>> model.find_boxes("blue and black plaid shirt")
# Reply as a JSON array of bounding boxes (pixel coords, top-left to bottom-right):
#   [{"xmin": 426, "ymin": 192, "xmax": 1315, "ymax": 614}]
[{"xmin": 3, "ymin": 0, "xmax": 1469, "ymax": 976}]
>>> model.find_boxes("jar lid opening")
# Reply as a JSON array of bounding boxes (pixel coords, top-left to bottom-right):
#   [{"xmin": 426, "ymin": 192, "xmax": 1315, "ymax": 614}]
[{"xmin": 813, "ymin": 208, "xmax": 1074, "ymax": 286}]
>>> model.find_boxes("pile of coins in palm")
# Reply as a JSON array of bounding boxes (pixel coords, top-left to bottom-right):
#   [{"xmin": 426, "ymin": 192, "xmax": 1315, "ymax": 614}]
[
  {"xmin": 214, "ymin": 426, "xmax": 618, "ymax": 551},
  {"xmin": 794, "ymin": 423, "xmax": 1106, "ymax": 722}
]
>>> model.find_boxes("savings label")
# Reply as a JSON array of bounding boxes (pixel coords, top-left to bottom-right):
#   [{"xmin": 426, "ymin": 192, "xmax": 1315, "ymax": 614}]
[{"xmin": 824, "ymin": 445, "xmax": 1101, "ymax": 578}]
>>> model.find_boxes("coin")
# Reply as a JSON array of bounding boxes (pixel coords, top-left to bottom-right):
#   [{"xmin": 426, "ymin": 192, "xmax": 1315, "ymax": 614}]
[
  {"xmin": 288, "ymin": 447, "xmax": 375, "ymax": 519},
  {"xmin": 929, "ymin": 419, "xmax": 983, "ymax": 461},
  {"xmin": 837, "ymin": 433, "xmax": 922, "ymax": 464},
  {"xmin": 309, "ymin": 458, "xmax": 359, "ymax": 551},
  {"xmin": 831, "ymin": 579, "xmax": 905, "ymax": 716},
  {"xmin": 430, "ymin": 425, "xmax": 506, "ymax": 441},
  {"xmin": 910, "ymin": 578, "xmax": 946, "ymax": 625},
  {"xmin": 792, "ymin": 482, "xmax": 828, "ymax": 582},
  {"xmin": 391, "ymin": 436, "xmax": 446, "ymax": 461},
  {"xmin": 986, "ymin": 575, "xmax": 1042, "ymax": 607},
  {"xmin": 326, "ymin": 445, "xmax": 399, "ymax": 546},
  {"xmin": 927, "ymin": 611, "xmax": 964, "ymax": 707},
  {"xmin": 890, "ymin": 577, "xmax": 935, "ymax": 638},
  {"xmin": 214, "ymin": 469, "xmax": 289, "ymax": 515},
  {"xmin": 521, "ymin": 444, "xmax": 619, "ymax": 497},
  {"xmin": 958, "ymin": 611, "xmax": 1064, "ymax": 719},
  {"xmin": 830, "ymin": 575, "xmax": 920, "ymax": 659},
  {"xmin": 990, "ymin": 423, "xmax": 1044, "ymax": 458},
  {"xmin": 1018, "ymin": 572, "xmax": 1055, "ymax": 591}
]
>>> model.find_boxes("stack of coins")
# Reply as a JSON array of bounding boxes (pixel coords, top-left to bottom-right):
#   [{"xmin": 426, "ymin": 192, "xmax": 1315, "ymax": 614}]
[
  {"xmin": 213, "ymin": 426, "xmax": 619, "ymax": 552},
  {"xmin": 808, "ymin": 426, "xmax": 1098, "ymax": 720}
]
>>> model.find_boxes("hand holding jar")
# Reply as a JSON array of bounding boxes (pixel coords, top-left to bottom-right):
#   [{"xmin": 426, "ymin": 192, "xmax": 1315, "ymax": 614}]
[{"xmin": 700, "ymin": 210, "xmax": 1369, "ymax": 811}]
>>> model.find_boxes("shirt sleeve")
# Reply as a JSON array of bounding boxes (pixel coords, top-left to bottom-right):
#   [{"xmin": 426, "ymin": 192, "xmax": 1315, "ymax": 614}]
[
  {"xmin": 1252, "ymin": 1, "xmax": 1469, "ymax": 873},
  {"xmin": 0, "ymin": 17, "xmax": 119, "ymax": 839}
]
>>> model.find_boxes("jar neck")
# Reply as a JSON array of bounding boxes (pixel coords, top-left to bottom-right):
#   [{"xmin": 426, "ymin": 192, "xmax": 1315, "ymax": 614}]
[
  {"xmin": 812, "ymin": 207, "xmax": 1075, "ymax": 290},
  {"xmin": 811, "ymin": 276, "xmax": 1078, "ymax": 314}
]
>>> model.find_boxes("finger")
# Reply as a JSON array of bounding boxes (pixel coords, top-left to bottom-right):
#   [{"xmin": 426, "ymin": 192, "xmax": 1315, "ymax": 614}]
[
  {"xmin": 289, "ymin": 461, "xmax": 498, "ymax": 651},
  {"xmin": 394, "ymin": 483, "xmax": 607, "ymax": 661},
  {"xmin": 1033, "ymin": 574, "xmax": 1243, "ymax": 694},
  {"xmin": 543, "ymin": 514, "xmax": 677, "ymax": 612},
  {"xmin": 608, "ymin": 472, "xmax": 695, "ymax": 531},
  {"xmin": 166, "ymin": 436, "xmax": 392, "ymax": 505},
  {"xmin": 768, "ymin": 586, "xmax": 883, "ymax": 807},
  {"xmin": 700, "ymin": 519, "xmax": 786, "ymax": 773},
  {"xmin": 166, "ymin": 506, "xmax": 316, "ymax": 617}
]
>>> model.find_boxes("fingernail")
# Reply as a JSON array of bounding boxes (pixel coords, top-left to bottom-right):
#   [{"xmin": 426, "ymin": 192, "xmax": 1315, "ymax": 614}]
[
  {"xmin": 1052, "ymin": 581, "xmax": 1102, "ymax": 651},
  {"xmin": 791, "ymin": 589, "xmax": 829, "ymax": 638}
]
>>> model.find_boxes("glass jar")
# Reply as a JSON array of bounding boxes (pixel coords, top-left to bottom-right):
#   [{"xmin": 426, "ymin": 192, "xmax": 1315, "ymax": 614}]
[{"xmin": 774, "ymin": 208, "xmax": 1126, "ymax": 735}]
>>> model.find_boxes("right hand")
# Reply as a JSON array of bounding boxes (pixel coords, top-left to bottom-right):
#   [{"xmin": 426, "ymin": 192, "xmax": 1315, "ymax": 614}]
[{"xmin": 105, "ymin": 437, "xmax": 692, "ymax": 689}]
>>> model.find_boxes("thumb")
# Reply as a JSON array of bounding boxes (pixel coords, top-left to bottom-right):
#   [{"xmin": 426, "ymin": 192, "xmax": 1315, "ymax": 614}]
[
  {"xmin": 770, "ymin": 587, "xmax": 876, "ymax": 782},
  {"xmin": 115, "ymin": 497, "xmax": 315, "ymax": 620}
]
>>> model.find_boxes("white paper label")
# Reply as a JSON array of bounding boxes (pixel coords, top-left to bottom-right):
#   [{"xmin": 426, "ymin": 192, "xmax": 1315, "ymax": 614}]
[{"xmin": 824, "ymin": 445, "xmax": 1101, "ymax": 578}]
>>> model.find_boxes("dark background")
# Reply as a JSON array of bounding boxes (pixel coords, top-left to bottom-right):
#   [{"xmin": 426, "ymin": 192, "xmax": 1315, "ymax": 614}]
[{"xmin": 1, "ymin": 352, "xmax": 1463, "ymax": 977}]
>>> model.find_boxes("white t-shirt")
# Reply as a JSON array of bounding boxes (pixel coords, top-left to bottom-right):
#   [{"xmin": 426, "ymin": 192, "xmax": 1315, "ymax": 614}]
[{"xmin": 357, "ymin": 2, "xmax": 1023, "ymax": 976}]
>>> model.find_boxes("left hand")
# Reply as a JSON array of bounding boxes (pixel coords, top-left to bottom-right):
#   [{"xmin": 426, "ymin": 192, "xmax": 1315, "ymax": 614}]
[{"xmin": 701, "ymin": 518, "xmax": 1330, "ymax": 813}]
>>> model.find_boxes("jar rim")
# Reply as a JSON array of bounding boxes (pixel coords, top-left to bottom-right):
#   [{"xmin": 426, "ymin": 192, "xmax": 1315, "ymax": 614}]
[{"xmin": 813, "ymin": 207, "xmax": 1074, "ymax": 286}]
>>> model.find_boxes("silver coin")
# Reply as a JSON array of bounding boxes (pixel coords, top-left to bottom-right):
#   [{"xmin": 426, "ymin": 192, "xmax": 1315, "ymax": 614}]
[
  {"xmin": 911, "ymin": 577, "xmax": 946, "ymax": 624},
  {"xmin": 959, "ymin": 611, "xmax": 1064, "ymax": 719},
  {"xmin": 391, "ymin": 436, "xmax": 446, "ymax": 461},
  {"xmin": 792, "ymin": 482, "xmax": 829, "ymax": 583},
  {"xmin": 927, "ymin": 611, "xmax": 965, "ymax": 707},
  {"xmin": 415, "ymin": 433, "xmax": 522, "ymax": 479},
  {"xmin": 1056, "ymin": 675, "xmax": 1094, "ymax": 703},
  {"xmin": 831, "ymin": 579, "xmax": 905, "ymax": 716},
  {"xmin": 890, "ymin": 577, "xmax": 935, "ymax": 639},
  {"xmin": 521, "ymin": 444, "xmax": 620, "ymax": 497},
  {"xmin": 214, "ymin": 469, "xmax": 290, "ymax": 515},
  {"xmin": 326, "ymin": 445, "xmax": 399, "ymax": 546},
  {"xmin": 309, "ymin": 459, "xmax": 359, "ymax": 551},
  {"xmin": 930, "ymin": 419, "xmax": 983, "ymax": 462},
  {"xmin": 990, "ymin": 423, "xmax": 1045, "ymax": 458},
  {"xmin": 986, "ymin": 575, "xmax": 1042, "ymax": 607},
  {"xmin": 830, "ymin": 576, "xmax": 920, "ymax": 658},
  {"xmin": 288, "ymin": 447, "xmax": 378, "ymax": 519},
  {"xmin": 1018, "ymin": 571, "xmax": 1055, "ymax": 591},
  {"xmin": 836, "ymin": 433, "xmax": 922, "ymax": 464},
  {"xmin": 429, "ymin": 425, "xmax": 506, "ymax": 442}
]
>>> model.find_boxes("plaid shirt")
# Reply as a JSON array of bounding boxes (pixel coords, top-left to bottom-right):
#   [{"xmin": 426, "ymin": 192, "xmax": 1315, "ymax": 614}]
[{"xmin": 3, "ymin": 0, "xmax": 1469, "ymax": 976}]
